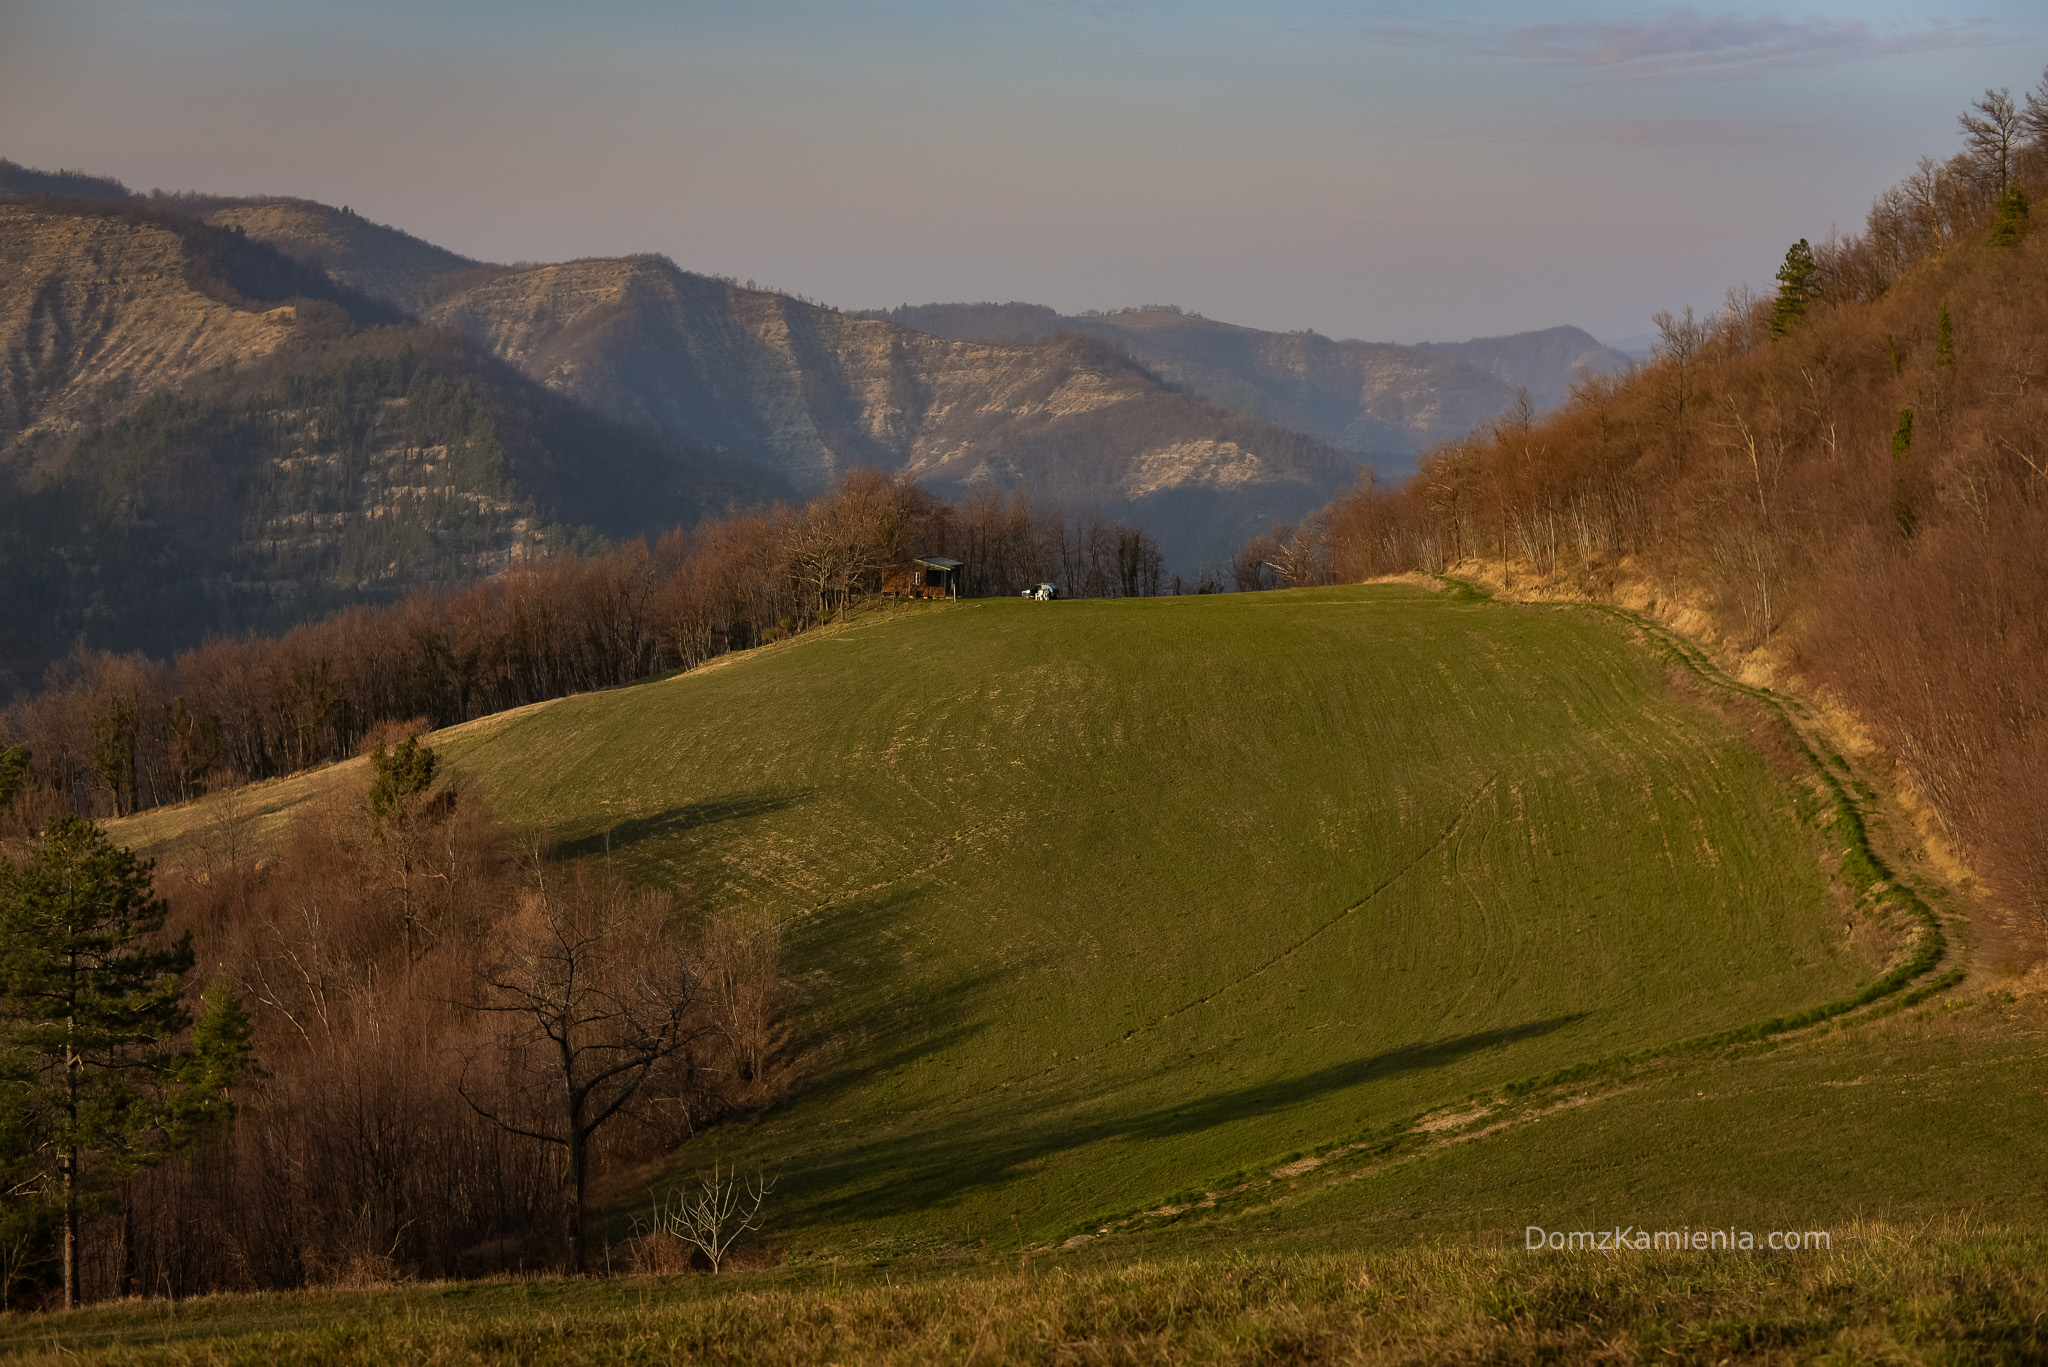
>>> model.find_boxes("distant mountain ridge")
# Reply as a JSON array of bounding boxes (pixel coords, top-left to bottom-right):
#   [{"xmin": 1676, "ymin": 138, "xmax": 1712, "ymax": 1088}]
[
  {"xmin": 0, "ymin": 194, "xmax": 753, "ymax": 689},
  {"xmin": 2, "ymin": 154, "xmax": 1623, "ymax": 687},
  {"xmin": 0, "ymin": 165, "xmax": 1359, "ymax": 686},
  {"xmin": 862, "ymin": 303, "xmax": 1634, "ymax": 471},
  {"xmin": 0, "ymin": 157, "xmax": 138, "ymax": 204},
  {"xmin": 190, "ymin": 195, "xmax": 1365, "ymax": 568},
  {"xmin": 206, "ymin": 199, "xmax": 489, "ymax": 317}
]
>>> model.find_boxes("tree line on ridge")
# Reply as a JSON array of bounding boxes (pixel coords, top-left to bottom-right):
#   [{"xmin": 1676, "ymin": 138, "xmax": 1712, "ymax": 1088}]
[{"xmin": 0, "ymin": 474, "xmax": 1164, "ymax": 826}]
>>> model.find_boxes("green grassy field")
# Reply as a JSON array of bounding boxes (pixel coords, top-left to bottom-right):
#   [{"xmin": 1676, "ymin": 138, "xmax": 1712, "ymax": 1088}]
[
  {"xmin": 332, "ymin": 582, "xmax": 1931, "ymax": 1257},
  {"xmin": 49, "ymin": 581, "xmax": 2048, "ymax": 1360}
]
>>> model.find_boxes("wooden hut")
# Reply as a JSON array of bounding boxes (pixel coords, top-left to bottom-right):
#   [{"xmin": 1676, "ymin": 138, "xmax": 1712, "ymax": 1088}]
[{"xmin": 881, "ymin": 555, "xmax": 964, "ymax": 600}]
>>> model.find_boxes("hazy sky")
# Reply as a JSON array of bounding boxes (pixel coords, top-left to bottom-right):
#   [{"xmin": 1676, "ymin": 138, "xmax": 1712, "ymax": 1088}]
[{"xmin": 5, "ymin": 1, "xmax": 2045, "ymax": 341}]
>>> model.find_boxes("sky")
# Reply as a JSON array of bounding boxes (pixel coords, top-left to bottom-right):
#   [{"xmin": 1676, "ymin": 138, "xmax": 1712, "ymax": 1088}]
[{"xmin": 4, "ymin": 1, "xmax": 2045, "ymax": 343}]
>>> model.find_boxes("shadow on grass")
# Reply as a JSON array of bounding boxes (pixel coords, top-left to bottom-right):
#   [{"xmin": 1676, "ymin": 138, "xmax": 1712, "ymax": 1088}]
[
  {"xmin": 1121, "ymin": 1015, "xmax": 1590, "ymax": 1144},
  {"xmin": 783, "ymin": 887, "xmax": 1006, "ymax": 1110},
  {"xmin": 550, "ymin": 788, "xmax": 813, "ymax": 860},
  {"xmin": 778, "ymin": 1013, "xmax": 1589, "ymax": 1229}
]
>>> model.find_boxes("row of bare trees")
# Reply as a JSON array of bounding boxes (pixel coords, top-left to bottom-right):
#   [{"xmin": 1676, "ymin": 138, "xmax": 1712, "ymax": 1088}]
[
  {"xmin": 25, "ymin": 739, "xmax": 784, "ymax": 1304},
  {"xmin": 1818, "ymin": 78, "xmax": 2048, "ymax": 301},
  {"xmin": 1271, "ymin": 81, "xmax": 2048, "ymax": 940},
  {"xmin": 0, "ymin": 473, "xmax": 1163, "ymax": 824}
]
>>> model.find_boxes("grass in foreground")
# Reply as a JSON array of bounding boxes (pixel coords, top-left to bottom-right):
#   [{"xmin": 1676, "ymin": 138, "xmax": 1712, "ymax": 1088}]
[
  {"xmin": 4, "ymin": 1230, "xmax": 2043, "ymax": 1365},
  {"xmin": 61, "ymin": 584, "xmax": 2048, "ymax": 1360}
]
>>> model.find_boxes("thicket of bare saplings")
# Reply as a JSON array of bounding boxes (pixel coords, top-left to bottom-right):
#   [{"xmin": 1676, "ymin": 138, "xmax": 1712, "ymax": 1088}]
[
  {"xmin": 5, "ymin": 739, "xmax": 787, "ymax": 1305},
  {"xmin": 1266, "ymin": 80, "xmax": 2048, "ymax": 943},
  {"xmin": 0, "ymin": 472, "xmax": 1162, "ymax": 824}
]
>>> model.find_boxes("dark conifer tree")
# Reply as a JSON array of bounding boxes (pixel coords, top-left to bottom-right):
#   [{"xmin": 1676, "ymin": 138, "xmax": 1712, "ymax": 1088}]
[
  {"xmin": 368, "ymin": 734, "xmax": 438, "ymax": 827},
  {"xmin": 0, "ymin": 819, "xmax": 249, "ymax": 1307},
  {"xmin": 0, "ymin": 747, "xmax": 28, "ymax": 813},
  {"xmin": 1770, "ymin": 239, "xmax": 1821, "ymax": 337},
  {"xmin": 1989, "ymin": 182, "xmax": 2030, "ymax": 247}
]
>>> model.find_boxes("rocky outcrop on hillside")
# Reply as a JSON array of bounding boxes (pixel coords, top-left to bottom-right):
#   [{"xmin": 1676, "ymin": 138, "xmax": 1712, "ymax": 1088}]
[
  {"xmin": 194, "ymin": 198, "xmax": 1368, "ymax": 566},
  {"xmin": 406, "ymin": 256, "xmax": 1362, "ymax": 566},
  {"xmin": 866, "ymin": 304, "xmax": 1634, "ymax": 470},
  {"xmin": 0, "ymin": 198, "xmax": 759, "ymax": 687}
]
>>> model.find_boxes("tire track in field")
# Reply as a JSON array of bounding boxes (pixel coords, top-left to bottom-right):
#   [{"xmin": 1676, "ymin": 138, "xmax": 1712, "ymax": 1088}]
[
  {"xmin": 1143, "ymin": 772, "xmax": 1499, "ymax": 1032},
  {"xmin": 779, "ymin": 814, "xmax": 1021, "ymax": 926}
]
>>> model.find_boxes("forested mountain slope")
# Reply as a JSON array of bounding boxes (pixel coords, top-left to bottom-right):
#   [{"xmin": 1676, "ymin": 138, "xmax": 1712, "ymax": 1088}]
[
  {"xmin": 0, "ymin": 198, "xmax": 758, "ymax": 690},
  {"xmin": 3, "ymin": 203, "xmax": 303, "ymax": 475}
]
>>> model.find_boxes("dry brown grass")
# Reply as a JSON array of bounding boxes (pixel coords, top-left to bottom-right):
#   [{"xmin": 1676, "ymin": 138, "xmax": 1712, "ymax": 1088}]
[{"xmin": 4, "ymin": 1229, "xmax": 2044, "ymax": 1365}]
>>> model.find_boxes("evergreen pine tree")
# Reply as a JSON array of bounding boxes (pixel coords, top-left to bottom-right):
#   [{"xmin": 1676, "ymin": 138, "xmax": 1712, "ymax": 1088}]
[
  {"xmin": 1989, "ymin": 182, "xmax": 2029, "ymax": 247},
  {"xmin": 0, "ymin": 818, "xmax": 249, "ymax": 1307},
  {"xmin": 1936, "ymin": 305, "xmax": 1956, "ymax": 371},
  {"xmin": 1770, "ymin": 240, "xmax": 1821, "ymax": 337},
  {"xmin": 368, "ymin": 734, "xmax": 437, "ymax": 828},
  {"xmin": 0, "ymin": 746, "xmax": 28, "ymax": 813}
]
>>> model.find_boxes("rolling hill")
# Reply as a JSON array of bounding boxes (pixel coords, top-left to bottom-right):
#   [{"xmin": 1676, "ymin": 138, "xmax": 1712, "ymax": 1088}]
[
  {"xmin": 10, "ymin": 67, "xmax": 2048, "ymax": 1367},
  {"xmin": 109, "ymin": 581, "xmax": 1992, "ymax": 1264}
]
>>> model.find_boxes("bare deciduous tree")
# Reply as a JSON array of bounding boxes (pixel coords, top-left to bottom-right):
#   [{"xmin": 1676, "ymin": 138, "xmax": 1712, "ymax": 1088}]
[
  {"xmin": 702, "ymin": 918, "xmax": 785, "ymax": 1099},
  {"xmin": 462, "ymin": 860, "xmax": 707, "ymax": 1274},
  {"xmin": 646, "ymin": 1163, "xmax": 773, "ymax": 1273},
  {"xmin": 1260, "ymin": 516, "xmax": 1332, "ymax": 589},
  {"xmin": 1960, "ymin": 87, "xmax": 2023, "ymax": 194},
  {"xmin": 780, "ymin": 472, "xmax": 896, "ymax": 624}
]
